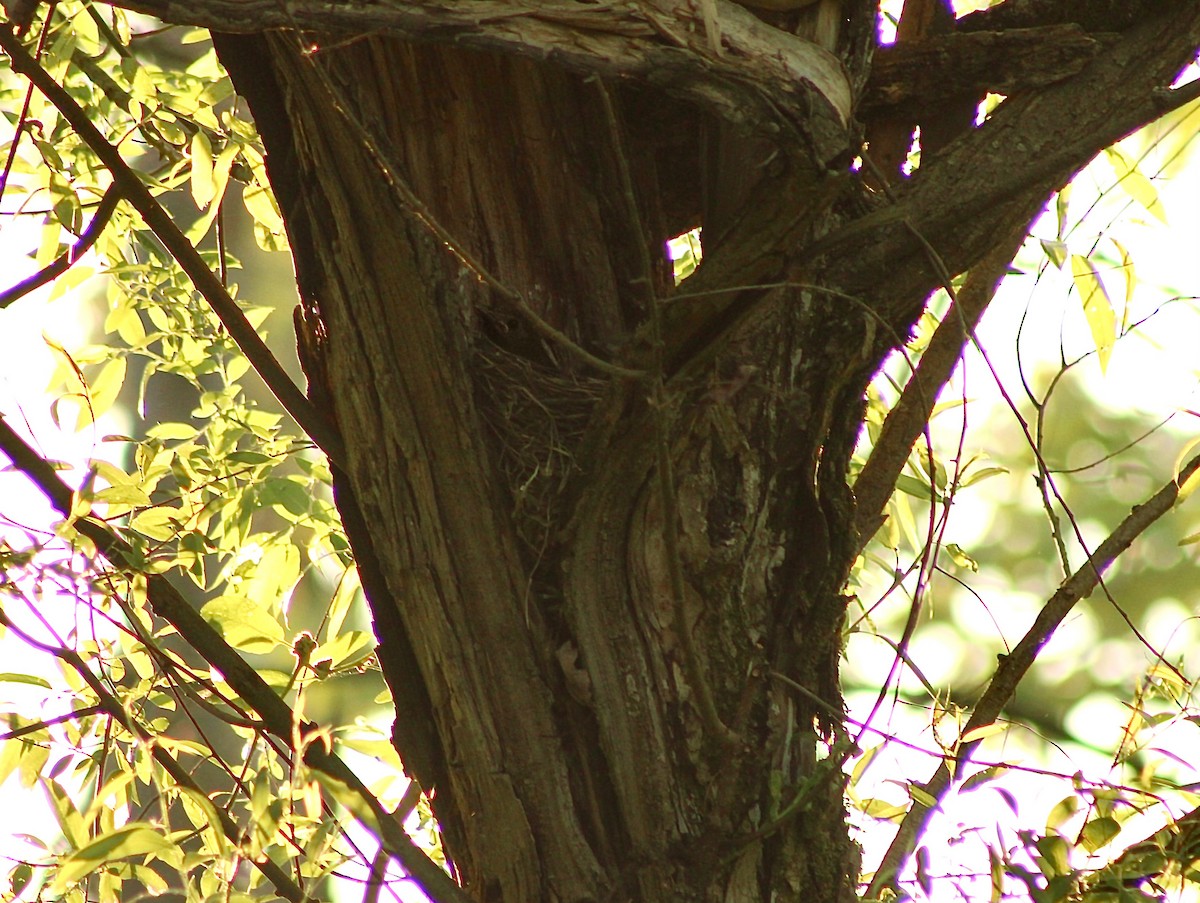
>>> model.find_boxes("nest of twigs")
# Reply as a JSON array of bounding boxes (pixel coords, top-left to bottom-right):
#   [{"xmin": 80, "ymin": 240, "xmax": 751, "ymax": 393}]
[{"xmin": 474, "ymin": 340, "xmax": 607, "ymax": 563}]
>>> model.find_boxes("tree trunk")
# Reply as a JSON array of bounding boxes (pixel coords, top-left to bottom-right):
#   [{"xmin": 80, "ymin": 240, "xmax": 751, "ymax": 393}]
[
  {"xmin": 216, "ymin": 26, "xmax": 868, "ymax": 902},
  {"xmin": 209, "ymin": 3, "xmax": 1200, "ymax": 900}
]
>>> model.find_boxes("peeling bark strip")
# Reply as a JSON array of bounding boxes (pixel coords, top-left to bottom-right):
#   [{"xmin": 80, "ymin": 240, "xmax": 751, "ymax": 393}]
[
  {"xmin": 197, "ymin": 2, "xmax": 1200, "ymax": 901},
  {"xmin": 106, "ymin": 0, "xmax": 858, "ymax": 172}
]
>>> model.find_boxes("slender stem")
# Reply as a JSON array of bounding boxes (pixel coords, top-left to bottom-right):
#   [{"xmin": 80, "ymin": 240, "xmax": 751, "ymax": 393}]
[{"xmin": 0, "ymin": 184, "xmax": 121, "ymax": 309}]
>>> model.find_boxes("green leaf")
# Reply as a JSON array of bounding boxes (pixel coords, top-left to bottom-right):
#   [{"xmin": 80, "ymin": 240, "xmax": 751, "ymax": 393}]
[
  {"xmin": 200, "ymin": 594, "xmax": 285, "ymax": 653},
  {"xmin": 1105, "ymin": 146, "xmax": 1167, "ymax": 223},
  {"xmin": 314, "ymin": 630, "xmax": 373, "ymax": 673},
  {"xmin": 961, "ymin": 765, "xmax": 1009, "ymax": 793},
  {"xmin": 242, "ymin": 175, "xmax": 285, "ymax": 248},
  {"xmin": 93, "ymin": 484, "xmax": 152, "ymax": 507},
  {"xmin": 1040, "ymin": 239, "xmax": 1068, "ymax": 269},
  {"xmin": 324, "ymin": 566, "xmax": 362, "ymax": 642},
  {"xmin": 130, "ymin": 507, "xmax": 182, "ymax": 542},
  {"xmin": 187, "ymin": 140, "xmax": 240, "ymax": 242},
  {"xmin": 146, "ymin": 422, "xmax": 198, "ymax": 441},
  {"xmin": 47, "ymin": 265, "xmax": 96, "ymax": 302},
  {"xmin": 1035, "ymin": 833, "xmax": 1071, "ymax": 878},
  {"xmin": 960, "ymin": 721, "xmax": 1007, "ymax": 744},
  {"xmin": 1178, "ymin": 529, "xmax": 1200, "ymax": 547},
  {"xmin": 52, "ymin": 824, "xmax": 174, "ymax": 892},
  {"xmin": 894, "ymin": 472, "xmax": 940, "ymax": 502},
  {"xmin": 260, "ymin": 478, "xmax": 312, "ymax": 518},
  {"xmin": 1109, "ymin": 237, "xmax": 1136, "ymax": 329},
  {"xmin": 909, "ymin": 784, "xmax": 937, "ymax": 808},
  {"xmin": 1046, "ymin": 795, "xmax": 1080, "ymax": 832},
  {"xmin": 1070, "ymin": 254, "xmax": 1115, "ymax": 373},
  {"xmin": 0, "ymin": 672, "xmax": 53, "ymax": 689},
  {"xmin": 85, "ymin": 358, "xmax": 128, "ymax": 426},
  {"xmin": 944, "ymin": 543, "xmax": 978, "ymax": 572},
  {"xmin": 1080, "ymin": 817, "xmax": 1121, "ymax": 853},
  {"xmin": 858, "ymin": 798, "xmax": 908, "ymax": 822},
  {"xmin": 175, "ymin": 786, "xmax": 228, "ymax": 857},
  {"xmin": 958, "ymin": 465, "xmax": 1008, "ymax": 489},
  {"xmin": 104, "ymin": 300, "xmax": 147, "ymax": 346},
  {"xmin": 189, "ymin": 132, "xmax": 214, "ymax": 209}
]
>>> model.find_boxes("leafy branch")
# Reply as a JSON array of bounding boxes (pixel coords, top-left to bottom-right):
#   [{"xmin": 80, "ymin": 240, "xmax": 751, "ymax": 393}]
[
  {"xmin": 0, "ymin": 23, "xmax": 346, "ymax": 465},
  {"xmin": 0, "ymin": 415, "xmax": 470, "ymax": 903}
]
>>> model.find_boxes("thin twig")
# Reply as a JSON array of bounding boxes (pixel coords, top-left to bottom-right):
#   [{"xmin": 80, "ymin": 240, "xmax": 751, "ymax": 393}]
[
  {"xmin": 0, "ymin": 1, "xmax": 52, "ymax": 197},
  {"xmin": 867, "ymin": 449, "xmax": 1200, "ymax": 899},
  {"xmin": 0, "ymin": 703, "xmax": 106, "ymax": 740}
]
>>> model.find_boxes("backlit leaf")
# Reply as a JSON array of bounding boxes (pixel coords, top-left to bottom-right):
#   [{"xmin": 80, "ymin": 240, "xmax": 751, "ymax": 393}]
[{"xmin": 1070, "ymin": 254, "xmax": 1115, "ymax": 373}]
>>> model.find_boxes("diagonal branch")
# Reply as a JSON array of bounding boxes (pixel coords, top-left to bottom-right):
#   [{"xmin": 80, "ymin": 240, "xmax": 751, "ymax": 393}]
[
  {"xmin": 821, "ymin": 3, "xmax": 1200, "ymax": 312},
  {"xmin": 0, "ymin": 24, "xmax": 346, "ymax": 464},
  {"xmin": 0, "ymin": 184, "xmax": 121, "ymax": 309},
  {"xmin": 866, "ymin": 449, "xmax": 1200, "ymax": 898},
  {"xmin": 852, "ymin": 228, "xmax": 1025, "ymax": 546},
  {"xmin": 0, "ymin": 613, "xmax": 312, "ymax": 903},
  {"xmin": 0, "ymin": 415, "xmax": 469, "ymax": 903}
]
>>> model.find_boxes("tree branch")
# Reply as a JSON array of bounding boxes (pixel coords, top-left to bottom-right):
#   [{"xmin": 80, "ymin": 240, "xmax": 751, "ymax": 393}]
[
  {"xmin": 957, "ymin": 0, "xmax": 1164, "ymax": 35},
  {"xmin": 0, "ymin": 704, "xmax": 106, "ymax": 740},
  {"xmin": 0, "ymin": 415, "xmax": 471, "ymax": 903},
  {"xmin": 859, "ymin": 24, "xmax": 1108, "ymax": 119},
  {"xmin": 822, "ymin": 3, "xmax": 1200, "ymax": 312},
  {"xmin": 852, "ymin": 227, "xmax": 1024, "ymax": 546},
  {"xmin": 70, "ymin": 0, "xmax": 851, "ymax": 170},
  {"xmin": 866, "ymin": 449, "xmax": 1200, "ymax": 898},
  {"xmin": 659, "ymin": 4, "xmax": 1200, "ymax": 384},
  {"xmin": 0, "ymin": 184, "xmax": 120, "ymax": 309}
]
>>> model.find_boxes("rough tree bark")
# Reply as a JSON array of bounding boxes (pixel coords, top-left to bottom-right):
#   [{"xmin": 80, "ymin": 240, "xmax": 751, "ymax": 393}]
[{"xmin": 173, "ymin": 3, "xmax": 1200, "ymax": 901}]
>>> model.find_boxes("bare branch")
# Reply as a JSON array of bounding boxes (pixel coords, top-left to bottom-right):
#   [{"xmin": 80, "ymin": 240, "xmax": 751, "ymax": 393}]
[
  {"xmin": 0, "ymin": 184, "xmax": 120, "ymax": 310},
  {"xmin": 0, "ymin": 704, "xmax": 106, "ymax": 740},
  {"xmin": 860, "ymin": 24, "xmax": 1108, "ymax": 119},
  {"xmin": 853, "ymin": 228, "xmax": 1024, "ymax": 546},
  {"xmin": 820, "ymin": 3, "xmax": 1200, "ymax": 311}
]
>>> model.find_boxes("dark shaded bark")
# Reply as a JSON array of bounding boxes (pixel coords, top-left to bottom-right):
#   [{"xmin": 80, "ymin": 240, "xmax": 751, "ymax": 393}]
[{"xmin": 207, "ymin": 3, "xmax": 1200, "ymax": 901}]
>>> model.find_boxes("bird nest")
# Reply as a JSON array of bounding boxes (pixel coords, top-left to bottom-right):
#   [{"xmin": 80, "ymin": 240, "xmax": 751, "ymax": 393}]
[{"xmin": 474, "ymin": 341, "xmax": 607, "ymax": 562}]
